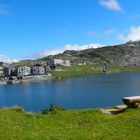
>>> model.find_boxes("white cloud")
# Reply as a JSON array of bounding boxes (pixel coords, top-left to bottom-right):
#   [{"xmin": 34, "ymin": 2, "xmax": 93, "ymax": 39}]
[
  {"xmin": 0, "ymin": 55, "xmax": 18, "ymax": 63},
  {"xmin": 118, "ymin": 26, "xmax": 140, "ymax": 42},
  {"xmin": 0, "ymin": 4, "xmax": 10, "ymax": 16},
  {"xmin": 99, "ymin": 0, "xmax": 122, "ymax": 11},
  {"xmin": 36, "ymin": 44, "xmax": 104, "ymax": 58}
]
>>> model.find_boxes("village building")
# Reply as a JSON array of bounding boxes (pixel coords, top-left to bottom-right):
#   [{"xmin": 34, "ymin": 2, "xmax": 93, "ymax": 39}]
[
  {"xmin": 17, "ymin": 66, "xmax": 31, "ymax": 76},
  {"xmin": 0, "ymin": 62, "xmax": 4, "ymax": 66},
  {"xmin": 63, "ymin": 60, "xmax": 71, "ymax": 66},
  {"xmin": 4, "ymin": 67, "xmax": 17, "ymax": 76},
  {"xmin": 49, "ymin": 64, "xmax": 65, "ymax": 71},
  {"xmin": 47, "ymin": 59, "xmax": 63, "ymax": 66},
  {"xmin": 0, "ymin": 62, "xmax": 4, "ymax": 76},
  {"xmin": 31, "ymin": 64, "xmax": 45, "ymax": 75},
  {"xmin": 47, "ymin": 58, "xmax": 71, "ymax": 67},
  {"xmin": 0, "ymin": 69, "xmax": 4, "ymax": 76}
]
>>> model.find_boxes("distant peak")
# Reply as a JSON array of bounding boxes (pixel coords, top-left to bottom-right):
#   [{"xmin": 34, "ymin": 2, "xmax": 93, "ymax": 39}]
[{"xmin": 124, "ymin": 40, "xmax": 140, "ymax": 46}]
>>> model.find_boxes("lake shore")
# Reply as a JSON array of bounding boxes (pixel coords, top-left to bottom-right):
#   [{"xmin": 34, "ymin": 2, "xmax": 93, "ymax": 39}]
[
  {"xmin": 50, "ymin": 65, "xmax": 140, "ymax": 80},
  {"xmin": 0, "ymin": 106, "xmax": 140, "ymax": 139},
  {"xmin": 1, "ymin": 65, "xmax": 140, "ymax": 85},
  {"xmin": 0, "ymin": 74, "xmax": 54, "ymax": 85},
  {"xmin": 50, "ymin": 65, "xmax": 104, "ymax": 79}
]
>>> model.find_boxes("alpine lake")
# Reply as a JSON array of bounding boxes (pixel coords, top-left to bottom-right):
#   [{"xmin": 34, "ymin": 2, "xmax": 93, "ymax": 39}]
[{"xmin": 0, "ymin": 72, "xmax": 140, "ymax": 112}]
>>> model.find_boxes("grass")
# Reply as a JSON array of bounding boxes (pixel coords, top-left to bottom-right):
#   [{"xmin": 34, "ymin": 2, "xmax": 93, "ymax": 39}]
[
  {"xmin": 109, "ymin": 65, "xmax": 140, "ymax": 73},
  {"xmin": 121, "ymin": 66, "xmax": 140, "ymax": 72},
  {"xmin": 0, "ymin": 107, "xmax": 140, "ymax": 139},
  {"xmin": 50, "ymin": 65, "xmax": 140, "ymax": 79},
  {"xmin": 50, "ymin": 65, "xmax": 102, "ymax": 79}
]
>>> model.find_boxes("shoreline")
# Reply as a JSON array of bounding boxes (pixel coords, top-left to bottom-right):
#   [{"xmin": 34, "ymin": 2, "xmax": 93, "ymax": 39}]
[
  {"xmin": 0, "ymin": 74, "xmax": 54, "ymax": 85},
  {"xmin": 0, "ymin": 70, "xmax": 140, "ymax": 85}
]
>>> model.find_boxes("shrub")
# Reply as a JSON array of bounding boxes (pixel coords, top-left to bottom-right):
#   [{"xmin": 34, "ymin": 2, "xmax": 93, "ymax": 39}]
[
  {"xmin": 11, "ymin": 106, "xmax": 25, "ymax": 112},
  {"xmin": 41, "ymin": 103, "xmax": 65, "ymax": 114}
]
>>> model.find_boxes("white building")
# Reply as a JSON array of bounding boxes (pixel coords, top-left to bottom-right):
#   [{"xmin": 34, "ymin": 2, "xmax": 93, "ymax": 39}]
[
  {"xmin": 18, "ymin": 66, "xmax": 31, "ymax": 76},
  {"xmin": 31, "ymin": 65, "xmax": 45, "ymax": 75},
  {"xmin": 47, "ymin": 59, "xmax": 63, "ymax": 66},
  {"xmin": 63, "ymin": 60, "xmax": 71, "ymax": 66},
  {"xmin": 47, "ymin": 59, "xmax": 71, "ymax": 67}
]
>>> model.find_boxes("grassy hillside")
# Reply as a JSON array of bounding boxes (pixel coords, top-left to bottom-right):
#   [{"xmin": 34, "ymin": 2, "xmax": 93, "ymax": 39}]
[
  {"xmin": 0, "ymin": 107, "xmax": 140, "ymax": 140},
  {"xmin": 40, "ymin": 41, "xmax": 140, "ymax": 68},
  {"xmin": 50, "ymin": 65, "xmax": 102, "ymax": 79},
  {"xmin": 11, "ymin": 41, "xmax": 140, "ymax": 74},
  {"xmin": 49, "ymin": 65, "xmax": 140, "ymax": 79}
]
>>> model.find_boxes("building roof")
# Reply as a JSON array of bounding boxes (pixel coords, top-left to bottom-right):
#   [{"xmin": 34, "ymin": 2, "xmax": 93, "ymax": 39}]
[{"xmin": 33, "ymin": 64, "xmax": 42, "ymax": 67}]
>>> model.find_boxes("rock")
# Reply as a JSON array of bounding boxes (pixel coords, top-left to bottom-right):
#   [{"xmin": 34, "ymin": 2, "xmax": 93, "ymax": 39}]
[
  {"xmin": 123, "ymin": 96, "xmax": 140, "ymax": 108},
  {"xmin": 101, "ymin": 108, "xmax": 126, "ymax": 115},
  {"xmin": 115, "ymin": 105, "xmax": 127, "ymax": 110}
]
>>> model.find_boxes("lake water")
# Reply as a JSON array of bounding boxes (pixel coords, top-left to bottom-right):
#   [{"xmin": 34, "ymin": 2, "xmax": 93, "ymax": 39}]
[{"xmin": 0, "ymin": 72, "xmax": 140, "ymax": 112}]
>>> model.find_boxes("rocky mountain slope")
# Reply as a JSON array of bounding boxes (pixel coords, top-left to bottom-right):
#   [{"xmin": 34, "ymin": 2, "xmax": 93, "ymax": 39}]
[{"xmin": 40, "ymin": 41, "xmax": 140, "ymax": 68}]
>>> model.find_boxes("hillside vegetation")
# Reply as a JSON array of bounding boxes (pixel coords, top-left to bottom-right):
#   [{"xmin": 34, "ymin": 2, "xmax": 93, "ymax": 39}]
[
  {"xmin": 10, "ymin": 41, "xmax": 140, "ymax": 72},
  {"xmin": 50, "ymin": 65, "xmax": 102, "ymax": 79},
  {"xmin": 40, "ymin": 41, "xmax": 140, "ymax": 69},
  {"xmin": 0, "ymin": 107, "xmax": 140, "ymax": 140}
]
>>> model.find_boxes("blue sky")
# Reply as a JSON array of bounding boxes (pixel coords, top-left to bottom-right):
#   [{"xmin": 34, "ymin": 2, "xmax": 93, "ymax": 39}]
[{"xmin": 0, "ymin": 0, "xmax": 140, "ymax": 62}]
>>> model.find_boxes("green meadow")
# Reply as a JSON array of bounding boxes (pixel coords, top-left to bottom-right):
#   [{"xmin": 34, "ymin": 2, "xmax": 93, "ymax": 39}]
[
  {"xmin": 0, "ymin": 107, "xmax": 140, "ymax": 140},
  {"xmin": 50, "ymin": 65, "xmax": 102, "ymax": 79}
]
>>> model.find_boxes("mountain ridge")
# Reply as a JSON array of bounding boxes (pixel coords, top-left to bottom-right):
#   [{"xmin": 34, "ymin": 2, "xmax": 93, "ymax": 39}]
[
  {"xmin": 39, "ymin": 41, "xmax": 140, "ymax": 68},
  {"xmin": 10, "ymin": 41, "xmax": 140, "ymax": 69}
]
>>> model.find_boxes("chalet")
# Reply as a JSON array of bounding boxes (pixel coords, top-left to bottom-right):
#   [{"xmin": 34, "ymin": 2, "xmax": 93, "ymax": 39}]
[{"xmin": 17, "ymin": 66, "xmax": 31, "ymax": 76}]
